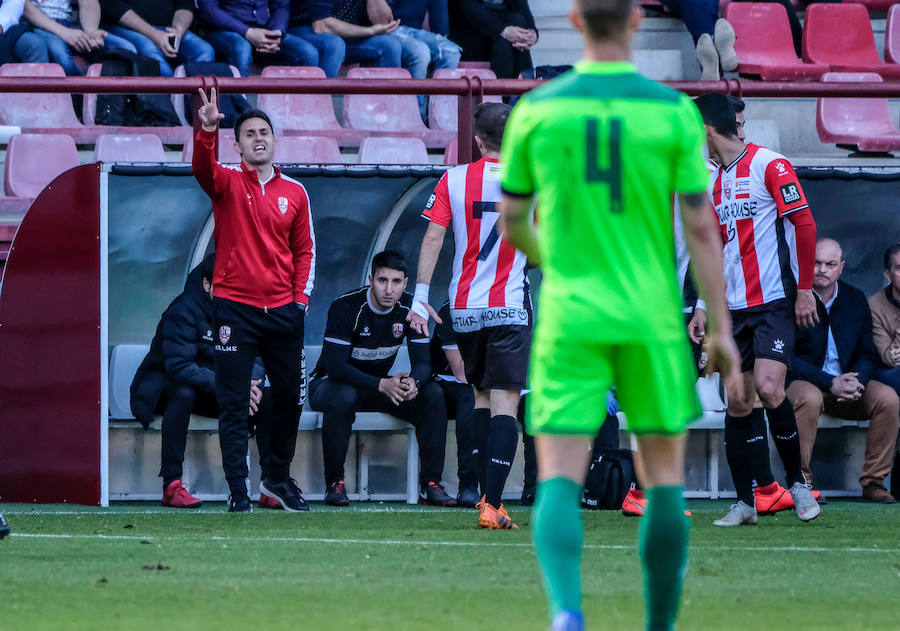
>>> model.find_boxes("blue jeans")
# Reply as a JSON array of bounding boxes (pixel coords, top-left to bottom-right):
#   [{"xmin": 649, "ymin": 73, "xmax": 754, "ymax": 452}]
[
  {"xmin": 392, "ymin": 25, "xmax": 460, "ymax": 78},
  {"xmin": 655, "ymin": 0, "xmax": 719, "ymax": 43},
  {"xmin": 287, "ymin": 26, "xmax": 346, "ymax": 78},
  {"xmin": 344, "ymin": 33, "xmax": 402, "ymax": 68},
  {"xmin": 205, "ymin": 29, "xmax": 336, "ymax": 78},
  {"xmin": 104, "ymin": 26, "xmax": 215, "ymax": 77},
  {"xmin": 32, "ymin": 20, "xmax": 137, "ymax": 76},
  {"xmin": 0, "ymin": 26, "xmax": 49, "ymax": 64}
]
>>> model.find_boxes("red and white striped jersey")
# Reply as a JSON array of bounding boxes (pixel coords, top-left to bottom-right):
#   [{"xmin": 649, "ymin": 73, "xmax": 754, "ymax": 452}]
[
  {"xmin": 710, "ymin": 144, "xmax": 813, "ymax": 310},
  {"xmin": 673, "ymin": 160, "xmax": 717, "ymax": 308},
  {"xmin": 422, "ymin": 157, "xmax": 529, "ymax": 310}
]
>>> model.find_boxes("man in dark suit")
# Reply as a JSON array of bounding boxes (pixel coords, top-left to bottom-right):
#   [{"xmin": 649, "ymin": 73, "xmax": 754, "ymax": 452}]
[{"xmin": 787, "ymin": 238, "xmax": 899, "ymax": 503}]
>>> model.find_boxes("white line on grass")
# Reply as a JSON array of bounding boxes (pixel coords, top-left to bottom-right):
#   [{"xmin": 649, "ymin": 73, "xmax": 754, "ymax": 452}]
[
  {"xmin": 10, "ymin": 532, "xmax": 900, "ymax": 554},
  {"xmin": 1, "ymin": 507, "xmax": 434, "ymax": 516}
]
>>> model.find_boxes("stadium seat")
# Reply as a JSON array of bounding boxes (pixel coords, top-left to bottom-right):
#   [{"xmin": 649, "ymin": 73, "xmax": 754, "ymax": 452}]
[
  {"xmin": 275, "ymin": 136, "xmax": 342, "ymax": 164},
  {"xmin": 885, "ymin": 5, "xmax": 900, "ymax": 64},
  {"xmin": 725, "ymin": 3, "xmax": 828, "ymax": 80},
  {"xmin": 443, "ymin": 138, "xmax": 458, "ymax": 165},
  {"xmin": 93, "ymin": 134, "xmax": 166, "ymax": 162},
  {"xmin": 4, "ymin": 133, "xmax": 79, "ymax": 198},
  {"xmin": 428, "ymin": 68, "xmax": 501, "ymax": 131},
  {"xmin": 0, "ymin": 63, "xmax": 83, "ymax": 129},
  {"xmin": 802, "ymin": 4, "xmax": 900, "ymax": 78},
  {"xmin": 842, "ymin": 0, "xmax": 895, "ymax": 12},
  {"xmin": 342, "ymin": 67, "xmax": 455, "ymax": 148},
  {"xmin": 181, "ymin": 130, "xmax": 243, "ymax": 163},
  {"xmin": 357, "ymin": 137, "xmax": 430, "ymax": 164},
  {"xmin": 257, "ymin": 66, "xmax": 367, "ymax": 146},
  {"xmin": 816, "ymin": 72, "xmax": 900, "ymax": 152}
]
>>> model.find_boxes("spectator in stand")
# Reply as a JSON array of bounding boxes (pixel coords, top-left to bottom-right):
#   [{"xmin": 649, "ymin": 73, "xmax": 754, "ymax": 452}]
[
  {"xmin": 448, "ymin": 0, "xmax": 537, "ymax": 79},
  {"xmin": 787, "ymin": 238, "xmax": 899, "ymax": 504},
  {"xmin": 23, "ymin": 0, "xmax": 137, "ymax": 76},
  {"xmin": 99, "ymin": 0, "xmax": 214, "ymax": 77},
  {"xmin": 290, "ymin": 0, "xmax": 402, "ymax": 71},
  {"xmin": 200, "ymin": 0, "xmax": 324, "ymax": 78},
  {"xmin": 0, "ymin": 0, "xmax": 50, "ymax": 64},
  {"xmin": 130, "ymin": 255, "xmax": 269, "ymax": 509},
  {"xmin": 653, "ymin": 0, "xmax": 737, "ymax": 81},
  {"xmin": 385, "ymin": 0, "xmax": 460, "ymax": 76},
  {"xmin": 308, "ymin": 250, "xmax": 457, "ymax": 508},
  {"xmin": 430, "ymin": 300, "xmax": 480, "ymax": 507},
  {"xmin": 283, "ymin": 0, "xmax": 345, "ymax": 77}
]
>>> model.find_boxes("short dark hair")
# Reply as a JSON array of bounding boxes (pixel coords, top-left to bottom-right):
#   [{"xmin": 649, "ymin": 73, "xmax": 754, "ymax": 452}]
[
  {"xmin": 884, "ymin": 244, "xmax": 900, "ymax": 269},
  {"xmin": 578, "ymin": 0, "xmax": 634, "ymax": 41},
  {"xmin": 693, "ymin": 93, "xmax": 739, "ymax": 138},
  {"xmin": 371, "ymin": 250, "xmax": 407, "ymax": 277},
  {"xmin": 234, "ymin": 109, "xmax": 274, "ymax": 138},
  {"xmin": 728, "ymin": 95, "xmax": 745, "ymax": 113},
  {"xmin": 198, "ymin": 253, "xmax": 215, "ymax": 283},
  {"xmin": 474, "ymin": 102, "xmax": 511, "ymax": 152}
]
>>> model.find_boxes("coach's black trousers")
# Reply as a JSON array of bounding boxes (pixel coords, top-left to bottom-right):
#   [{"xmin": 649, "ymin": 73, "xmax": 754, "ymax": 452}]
[
  {"xmin": 214, "ymin": 298, "xmax": 304, "ymax": 495},
  {"xmin": 158, "ymin": 380, "xmax": 219, "ymax": 486},
  {"xmin": 437, "ymin": 380, "xmax": 477, "ymax": 488},
  {"xmin": 309, "ymin": 377, "xmax": 449, "ymax": 488}
]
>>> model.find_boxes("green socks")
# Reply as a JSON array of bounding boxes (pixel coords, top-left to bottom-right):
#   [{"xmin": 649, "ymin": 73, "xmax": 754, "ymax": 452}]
[
  {"xmin": 533, "ymin": 477, "xmax": 584, "ymax": 617},
  {"xmin": 640, "ymin": 486, "xmax": 690, "ymax": 631}
]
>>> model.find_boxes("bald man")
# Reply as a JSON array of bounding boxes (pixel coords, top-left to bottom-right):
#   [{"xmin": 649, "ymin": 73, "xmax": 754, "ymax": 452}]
[{"xmin": 787, "ymin": 238, "xmax": 899, "ymax": 503}]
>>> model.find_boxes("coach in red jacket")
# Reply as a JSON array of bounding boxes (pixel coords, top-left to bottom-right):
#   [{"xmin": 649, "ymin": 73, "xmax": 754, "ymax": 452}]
[{"xmin": 193, "ymin": 88, "xmax": 316, "ymax": 512}]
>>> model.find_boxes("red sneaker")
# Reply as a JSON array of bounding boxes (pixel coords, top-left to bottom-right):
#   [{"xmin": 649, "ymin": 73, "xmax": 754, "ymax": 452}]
[
  {"xmin": 258, "ymin": 492, "xmax": 283, "ymax": 510},
  {"xmin": 755, "ymin": 482, "xmax": 793, "ymax": 515},
  {"xmin": 622, "ymin": 488, "xmax": 647, "ymax": 517},
  {"xmin": 161, "ymin": 480, "xmax": 202, "ymax": 508}
]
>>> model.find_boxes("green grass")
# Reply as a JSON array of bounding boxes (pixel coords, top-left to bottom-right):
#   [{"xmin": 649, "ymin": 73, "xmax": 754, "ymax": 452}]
[{"xmin": 1, "ymin": 500, "xmax": 899, "ymax": 630}]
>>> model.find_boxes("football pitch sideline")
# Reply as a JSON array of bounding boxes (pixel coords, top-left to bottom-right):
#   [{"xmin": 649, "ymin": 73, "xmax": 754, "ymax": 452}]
[{"xmin": 1, "ymin": 501, "xmax": 898, "ymax": 631}]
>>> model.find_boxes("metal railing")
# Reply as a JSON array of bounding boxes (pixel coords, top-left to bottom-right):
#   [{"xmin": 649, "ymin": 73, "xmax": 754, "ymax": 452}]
[{"xmin": 1, "ymin": 75, "xmax": 899, "ymax": 162}]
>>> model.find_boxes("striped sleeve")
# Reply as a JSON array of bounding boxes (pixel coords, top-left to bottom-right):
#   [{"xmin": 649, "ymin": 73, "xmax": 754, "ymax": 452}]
[{"xmin": 290, "ymin": 182, "xmax": 316, "ymax": 306}]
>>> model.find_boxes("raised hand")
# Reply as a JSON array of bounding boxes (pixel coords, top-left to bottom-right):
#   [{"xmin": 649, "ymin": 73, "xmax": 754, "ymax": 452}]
[
  {"xmin": 197, "ymin": 87, "xmax": 224, "ymax": 131},
  {"xmin": 406, "ymin": 301, "xmax": 442, "ymax": 336}
]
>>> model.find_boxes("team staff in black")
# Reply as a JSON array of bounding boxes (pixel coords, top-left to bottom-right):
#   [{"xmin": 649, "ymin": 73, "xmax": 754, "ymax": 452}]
[
  {"xmin": 194, "ymin": 89, "xmax": 317, "ymax": 513},
  {"xmin": 130, "ymin": 255, "xmax": 267, "ymax": 508},
  {"xmin": 309, "ymin": 250, "xmax": 457, "ymax": 507},
  {"xmin": 431, "ymin": 301, "xmax": 480, "ymax": 507}
]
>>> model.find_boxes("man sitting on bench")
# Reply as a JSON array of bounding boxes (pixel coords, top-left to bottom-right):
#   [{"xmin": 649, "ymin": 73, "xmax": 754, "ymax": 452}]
[
  {"xmin": 308, "ymin": 250, "xmax": 457, "ymax": 507},
  {"xmin": 130, "ymin": 254, "xmax": 269, "ymax": 509},
  {"xmin": 788, "ymin": 238, "xmax": 899, "ymax": 504}
]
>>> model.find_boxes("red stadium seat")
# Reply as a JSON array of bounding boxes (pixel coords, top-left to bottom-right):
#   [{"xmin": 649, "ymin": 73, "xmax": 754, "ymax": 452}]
[
  {"xmin": 429, "ymin": 68, "xmax": 502, "ymax": 131},
  {"xmin": 357, "ymin": 137, "xmax": 430, "ymax": 164},
  {"xmin": 4, "ymin": 133, "xmax": 79, "ymax": 198},
  {"xmin": 0, "ymin": 63, "xmax": 82, "ymax": 129},
  {"xmin": 275, "ymin": 136, "xmax": 342, "ymax": 164},
  {"xmin": 725, "ymin": 3, "xmax": 828, "ymax": 80},
  {"xmin": 257, "ymin": 66, "xmax": 367, "ymax": 146},
  {"xmin": 443, "ymin": 138, "xmax": 458, "ymax": 165},
  {"xmin": 886, "ymin": 5, "xmax": 900, "ymax": 64},
  {"xmin": 842, "ymin": 0, "xmax": 896, "ymax": 13},
  {"xmin": 343, "ymin": 67, "xmax": 455, "ymax": 148},
  {"xmin": 181, "ymin": 130, "xmax": 243, "ymax": 163},
  {"xmin": 802, "ymin": 4, "xmax": 900, "ymax": 78},
  {"xmin": 816, "ymin": 72, "xmax": 900, "ymax": 152},
  {"xmin": 93, "ymin": 134, "xmax": 166, "ymax": 162},
  {"xmin": 458, "ymin": 61, "xmax": 491, "ymax": 70}
]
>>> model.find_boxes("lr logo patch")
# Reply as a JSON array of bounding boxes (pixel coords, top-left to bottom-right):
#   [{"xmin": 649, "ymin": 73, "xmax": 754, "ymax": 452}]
[{"xmin": 780, "ymin": 183, "xmax": 801, "ymax": 205}]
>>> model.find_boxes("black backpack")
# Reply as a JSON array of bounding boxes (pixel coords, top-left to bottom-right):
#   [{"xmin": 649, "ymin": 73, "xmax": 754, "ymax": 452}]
[
  {"xmin": 95, "ymin": 49, "xmax": 181, "ymax": 127},
  {"xmin": 582, "ymin": 448, "xmax": 636, "ymax": 510},
  {"xmin": 181, "ymin": 61, "xmax": 252, "ymax": 128}
]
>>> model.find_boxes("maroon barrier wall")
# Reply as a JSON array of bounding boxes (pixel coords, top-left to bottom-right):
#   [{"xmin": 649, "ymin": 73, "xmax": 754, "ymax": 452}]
[{"xmin": 0, "ymin": 164, "xmax": 101, "ymax": 505}]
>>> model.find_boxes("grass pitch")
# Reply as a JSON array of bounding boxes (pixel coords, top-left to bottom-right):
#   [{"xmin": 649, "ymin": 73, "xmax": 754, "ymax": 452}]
[{"xmin": 1, "ymin": 500, "xmax": 899, "ymax": 630}]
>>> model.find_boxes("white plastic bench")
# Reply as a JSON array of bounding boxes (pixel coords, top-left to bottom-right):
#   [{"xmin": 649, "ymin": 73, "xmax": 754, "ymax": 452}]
[{"xmin": 109, "ymin": 343, "xmax": 421, "ymax": 503}]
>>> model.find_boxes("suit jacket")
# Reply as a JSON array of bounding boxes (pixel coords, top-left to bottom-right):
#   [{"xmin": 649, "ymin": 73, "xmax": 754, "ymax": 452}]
[
  {"xmin": 868, "ymin": 287, "xmax": 900, "ymax": 368},
  {"xmin": 788, "ymin": 280, "xmax": 876, "ymax": 391}
]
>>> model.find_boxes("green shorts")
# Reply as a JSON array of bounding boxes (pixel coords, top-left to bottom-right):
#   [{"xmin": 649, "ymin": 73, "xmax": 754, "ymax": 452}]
[{"xmin": 527, "ymin": 333, "xmax": 701, "ymax": 437}]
